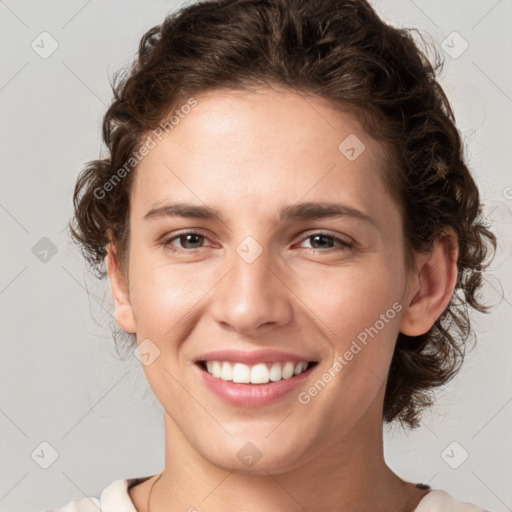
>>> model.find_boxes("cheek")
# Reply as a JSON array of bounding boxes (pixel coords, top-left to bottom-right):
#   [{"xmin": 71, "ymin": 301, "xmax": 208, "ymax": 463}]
[
  {"xmin": 297, "ymin": 259, "xmax": 402, "ymax": 328},
  {"xmin": 127, "ymin": 255, "xmax": 198, "ymax": 338},
  {"xmin": 294, "ymin": 260, "xmax": 403, "ymax": 370}
]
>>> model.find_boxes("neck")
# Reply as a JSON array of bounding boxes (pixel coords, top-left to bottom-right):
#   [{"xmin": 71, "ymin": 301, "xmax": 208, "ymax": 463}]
[{"xmin": 149, "ymin": 394, "xmax": 421, "ymax": 512}]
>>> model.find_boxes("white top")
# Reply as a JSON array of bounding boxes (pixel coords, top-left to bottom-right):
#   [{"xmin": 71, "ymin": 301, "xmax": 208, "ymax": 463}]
[{"xmin": 50, "ymin": 476, "xmax": 490, "ymax": 512}]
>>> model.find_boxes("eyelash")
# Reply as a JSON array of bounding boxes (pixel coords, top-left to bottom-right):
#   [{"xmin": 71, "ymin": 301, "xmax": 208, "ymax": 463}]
[{"xmin": 161, "ymin": 231, "xmax": 354, "ymax": 254}]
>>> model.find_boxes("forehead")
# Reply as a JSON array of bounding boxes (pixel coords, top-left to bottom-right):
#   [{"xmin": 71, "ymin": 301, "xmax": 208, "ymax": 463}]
[{"xmin": 131, "ymin": 86, "xmax": 397, "ymax": 226}]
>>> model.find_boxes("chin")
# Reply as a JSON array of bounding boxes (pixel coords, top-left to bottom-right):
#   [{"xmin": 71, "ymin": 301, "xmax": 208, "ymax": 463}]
[{"xmin": 196, "ymin": 433, "xmax": 313, "ymax": 476}]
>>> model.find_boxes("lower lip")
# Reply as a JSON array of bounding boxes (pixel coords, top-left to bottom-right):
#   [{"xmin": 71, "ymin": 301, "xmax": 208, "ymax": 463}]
[{"xmin": 196, "ymin": 363, "xmax": 316, "ymax": 407}]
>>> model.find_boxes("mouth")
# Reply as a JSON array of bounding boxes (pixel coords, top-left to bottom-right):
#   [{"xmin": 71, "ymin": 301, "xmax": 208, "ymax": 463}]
[
  {"xmin": 195, "ymin": 359, "xmax": 319, "ymax": 406},
  {"xmin": 193, "ymin": 348, "xmax": 320, "ymax": 406},
  {"xmin": 196, "ymin": 360, "xmax": 318, "ymax": 384}
]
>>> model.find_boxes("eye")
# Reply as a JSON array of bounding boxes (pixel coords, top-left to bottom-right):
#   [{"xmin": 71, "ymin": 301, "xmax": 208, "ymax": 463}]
[
  {"xmin": 162, "ymin": 231, "xmax": 213, "ymax": 253},
  {"xmin": 298, "ymin": 232, "xmax": 354, "ymax": 252},
  {"xmin": 161, "ymin": 230, "xmax": 354, "ymax": 255}
]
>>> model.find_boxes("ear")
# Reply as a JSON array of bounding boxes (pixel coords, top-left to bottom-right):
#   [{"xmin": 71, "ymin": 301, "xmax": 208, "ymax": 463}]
[
  {"xmin": 399, "ymin": 228, "xmax": 459, "ymax": 336},
  {"xmin": 105, "ymin": 243, "xmax": 136, "ymax": 334}
]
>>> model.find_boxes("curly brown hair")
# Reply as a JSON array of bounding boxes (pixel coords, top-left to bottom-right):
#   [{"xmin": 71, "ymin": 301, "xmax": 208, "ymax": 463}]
[{"xmin": 68, "ymin": 0, "xmax": 496, "ymax": 428}]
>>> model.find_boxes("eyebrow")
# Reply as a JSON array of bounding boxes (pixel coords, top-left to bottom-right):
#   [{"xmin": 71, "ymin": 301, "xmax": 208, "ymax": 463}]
[{"xmin": 144, "ymin": 201, "xmax": 377, "ymax": 227}]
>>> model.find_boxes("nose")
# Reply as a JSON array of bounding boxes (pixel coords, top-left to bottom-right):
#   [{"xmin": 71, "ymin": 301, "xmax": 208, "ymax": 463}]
[{"xmin": 209, "ymin": 243, "xmax": 294, "ymax": 335}]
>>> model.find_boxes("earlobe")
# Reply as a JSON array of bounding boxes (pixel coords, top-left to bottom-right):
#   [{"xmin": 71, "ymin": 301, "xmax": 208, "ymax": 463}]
[
  {"xmin": 105, "ymin": 245, "xmax": 137, "ymax": 334},
  {"xmin": 399, "ymin": 228, "xmax": 459, "ymax": 337}
]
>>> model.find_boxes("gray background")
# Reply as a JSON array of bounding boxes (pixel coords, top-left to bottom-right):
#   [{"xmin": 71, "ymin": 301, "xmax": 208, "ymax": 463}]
[{"xmin": 0, "ymin": 0, "xmax": 511, "ymax": 511}]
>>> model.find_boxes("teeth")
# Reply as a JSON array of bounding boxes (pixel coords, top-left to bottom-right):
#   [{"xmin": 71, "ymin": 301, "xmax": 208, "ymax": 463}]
[
  {"xmin": 232, "ymin": 362, "xmax": 251, "ymax": 383},
  {"xmin": 203, "ymin": 361, "xmax": 310, "ymax": 384},
  {"xmin": 294, "ymin": 362, "xmax": 305, "ymax": 375},
  {"xmin": 220, "ymin": 361, "xmax": 233, "ymax": 380},
  {"xmin": 269, "ymin": 362, "xmax": 282, "ymax": 381},
  {"xmin": 282, "ymin": 362, "xmax": 294, "ymax": 379},
  {"xmin": 250, "ymin": 363, "xmax": 269, "ymax": 384}
]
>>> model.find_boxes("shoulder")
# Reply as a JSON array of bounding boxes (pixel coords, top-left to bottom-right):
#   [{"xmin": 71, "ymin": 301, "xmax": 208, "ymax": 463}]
[
  {"xmin": 414, "ymin": 489, "xmax": 491, "ymax": 512},
  {"xmin": 49, "ymin": 476, "xmax": 150, "ymax": 512}
]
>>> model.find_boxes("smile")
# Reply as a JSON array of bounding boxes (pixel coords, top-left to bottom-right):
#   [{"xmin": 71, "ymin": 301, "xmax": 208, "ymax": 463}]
[
  {"xmin": 200, "ymin": 360, "xmax": 314, "ymax": 384},
  {"xmin": 195, "ymin": 359, "xmax": 319, "ymax": 407}
]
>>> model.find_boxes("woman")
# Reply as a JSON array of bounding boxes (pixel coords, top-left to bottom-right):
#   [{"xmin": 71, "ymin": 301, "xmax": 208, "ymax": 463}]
[{"xmin": 57, "ymin": 0, "xmax": 496, "ymax": 510}]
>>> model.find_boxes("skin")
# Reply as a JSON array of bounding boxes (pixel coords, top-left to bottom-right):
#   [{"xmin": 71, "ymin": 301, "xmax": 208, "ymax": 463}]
[{"xmin": 106, "ymin": 86, "xmax": 458, "ymax": 512}]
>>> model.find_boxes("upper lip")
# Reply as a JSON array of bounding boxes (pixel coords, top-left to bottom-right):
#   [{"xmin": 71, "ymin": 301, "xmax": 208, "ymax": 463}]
[{"xmin": 194, "ymin": 349, "xmax": 317, "ymax": 365}]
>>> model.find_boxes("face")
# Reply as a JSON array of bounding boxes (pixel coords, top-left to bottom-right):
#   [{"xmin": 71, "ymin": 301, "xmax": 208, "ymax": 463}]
[{"xmin": 108, "ymin": 87, "xmax": 421, "ymax": 474}]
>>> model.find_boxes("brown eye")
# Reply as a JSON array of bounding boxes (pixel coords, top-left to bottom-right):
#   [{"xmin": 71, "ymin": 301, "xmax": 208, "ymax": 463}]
[
  {"xmin": 163, "ymin": 232, "xmax": 211, "ymax": 253},
  {"xmin": 299, "ymin": 233, "xmax": 354, "ymax": 252}
]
